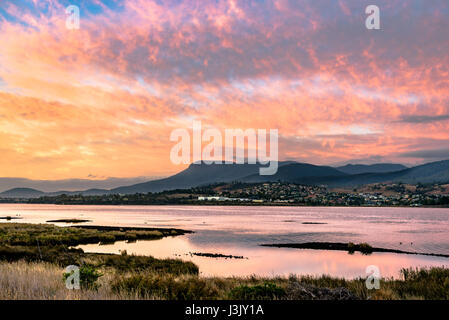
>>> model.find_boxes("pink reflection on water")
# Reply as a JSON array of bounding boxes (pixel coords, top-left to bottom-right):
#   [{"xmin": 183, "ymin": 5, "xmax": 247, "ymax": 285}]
[
  {"xmin": 1, "ymin": 204, "xmax": 449, "ymax": 278},
  {"xmin": 77, "ymin": 235, "xmax": 449, "ymax": 278}
]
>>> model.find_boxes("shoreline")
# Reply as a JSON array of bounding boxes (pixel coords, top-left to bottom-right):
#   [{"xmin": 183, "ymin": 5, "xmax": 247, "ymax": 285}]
[
  {"xmin": 71, "ymin": 224, "xmax": 193, "ymax": 235},
  {"xmin": 261, "ymin": 242, "xmax": 449, "ymax": 259},
  {"xmin": 1, "ymin": 201, "xmax": 449, "ymax": 208}
]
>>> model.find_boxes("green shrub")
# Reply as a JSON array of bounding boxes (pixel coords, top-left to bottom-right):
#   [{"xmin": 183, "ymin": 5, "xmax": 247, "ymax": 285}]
[
  {"xmin": 358, "ymin": 243, "xmax": 373, "ymax": 254},
  {"xmin": 395, "ymin": 267, "xmax": 449, "ymax": 299},
  {"xmin": 347, "ymin": 242, "xmax": 355, "ymax": 254},
  {"xmin": 346, "ymin": 242, "xmax": 373, "ymax": 255},
  {"xmin": 63, "ymin": 264, "xmax": 103, "ymax": 290}
]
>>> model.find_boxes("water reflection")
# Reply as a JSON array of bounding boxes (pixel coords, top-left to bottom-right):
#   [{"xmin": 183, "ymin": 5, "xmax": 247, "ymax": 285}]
[
  {"xmin": 1, "ymin": 204, "xmax": 449, "ymax": 278},
  {"xmin": 77, "ymin": 236, "xmax": 449, "ymax": 278}
]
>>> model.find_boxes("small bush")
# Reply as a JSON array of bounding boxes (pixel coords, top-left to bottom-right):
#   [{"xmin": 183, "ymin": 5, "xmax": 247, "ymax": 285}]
[
  {"xmin": 347, "ymin": 242, "xmax": 355, "ymax": 254},
  {"xmin": 63, "ymin": 264, "xmax": 103, "ymax": 290},
  {"xmin": 358, "ymin": 243, "xmax": 373, "ymax": 254},
  {"xmin": 346, "ymin": 242, "xmax": 373, "ymax": 254}
]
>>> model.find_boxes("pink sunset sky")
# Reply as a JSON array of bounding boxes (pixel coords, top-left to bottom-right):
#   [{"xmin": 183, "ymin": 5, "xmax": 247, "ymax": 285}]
[{"xmin": 0, "ymin": 0, "xmax": 448, "ymax": 180}]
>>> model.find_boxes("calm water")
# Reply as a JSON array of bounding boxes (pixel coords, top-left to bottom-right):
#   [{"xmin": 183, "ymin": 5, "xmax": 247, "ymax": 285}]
[{"xmin": 1, "ymin": 204, "xmax": 449, "ymax": 278}]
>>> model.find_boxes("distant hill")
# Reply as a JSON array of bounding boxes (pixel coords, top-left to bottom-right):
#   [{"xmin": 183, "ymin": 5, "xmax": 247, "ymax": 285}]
[
  {"xmin": 110, "ymin": 162, "xmax": 293, "ymax": 194},
  {"xmin": 0, "ymin": 188, "xmax": 45, "ymax": 198},
  {"xmin": 0, "ymin": 177, "xmax": 156, "ymax": 193},
  {"xmin": 241, "ymin": 163, "xmax": 347, "ymax": 183},
  {"xmin": 45, "ymin": 188, "xmax": 111, "ymax": 197},
  {"xmin": 336, "ymin": 163, "xmax": 407, "ymax": 175},
  {"xmin": 2, "ymin": 160, "xmax": 449, "ymax": 198},
  {"xmin": 394, "ymin": 159, "xmax": 449, "ymax": 184},
  {"xmin": 109, "ymin": 162, "xmax": 350, "ymax": 194},
  {"xmin": 319, "ymin": 160, "xmax": 449, "ymax": 187}
]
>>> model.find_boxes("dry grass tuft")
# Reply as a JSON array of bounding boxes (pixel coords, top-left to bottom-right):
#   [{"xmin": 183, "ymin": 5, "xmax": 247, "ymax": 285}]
[{"xmin": 0, "ymin": 260, "xmax": 131, "ymax": 300}]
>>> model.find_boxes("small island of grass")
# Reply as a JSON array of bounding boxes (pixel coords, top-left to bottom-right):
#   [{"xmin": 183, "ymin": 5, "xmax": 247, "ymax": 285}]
[
  {"xmin": 46, "ymin": 219, "xmax": 92, "ymax": 223},
  {"xmin": 261, "ymin": 242, "xmax": 449, "ymax": 258},
  {"xmin": 190, "ymin": 252, "xmax": 247, "ymax": 259},
  {"xmin": 0, "ymin": 216, "xmax": 22, "ymax": 220},
  {"xmin": 302, "ymin": 222, "xmax": 328, "ymax": 225}
]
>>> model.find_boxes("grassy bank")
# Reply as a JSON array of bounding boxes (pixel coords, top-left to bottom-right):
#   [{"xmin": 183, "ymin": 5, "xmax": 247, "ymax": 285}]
[
  {"xmin": 0, "ymin": 223, "xmax": 190, "ymax": 246},
  {"xmin": 1, "ymin": 260, "xmax": 449, "ymax": 300},
  {"xmin": 0, "ymin": 223, "xmax": 198, "ymax": 275}
]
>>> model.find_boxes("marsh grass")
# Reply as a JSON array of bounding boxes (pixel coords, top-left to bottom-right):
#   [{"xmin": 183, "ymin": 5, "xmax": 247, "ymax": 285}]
[
  {"xmin": 111, "ymin": 273, "xmax": 222, "ymax": 299},
  {"xmin": 0, "ymin": 222, "xmax": 198, "ymax": 276},
  {"xmin": 0, "ymin": 223, "xmax": 178, "ymax": 246},
  {"xmin": 1, "ymin": 261, "xmax": 449, "ymax": 300},
  {"xmin": 393, "ymin": 267, "xmax": 449, "ymax": 299},
  {"xmin": 228, "ymin": 282, "xmax": 286, "ymax": 300},
  {"xmin": 0, "ymin": 261, "xmax": 121, "ymax": 300},
  {"xmin": 100, "ymin": 252, "xmax": 198, "ymax": 275}
]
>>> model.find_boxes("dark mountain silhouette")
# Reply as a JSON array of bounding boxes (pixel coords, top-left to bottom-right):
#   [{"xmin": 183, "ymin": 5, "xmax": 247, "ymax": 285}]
[
  {"xmin": 0, "ymin": 188, "xmax": 45, "ymax": 198},
  {"xmin": 390, "ymin": 159, "xmax": 449, "ymax": 183},
  {"xmin": 2, "ymin": 160, "xmax": 449, "ymax": 198},
  {"xmin": 336, "ymin": 163, "xmax": 407, "ymax": 175},
  {"xmin": 110, "ymin": 162, "xmax": 293, "ymax": 194},
  {"xmin": 110, "ymin": 160, "xmax": 449, "ymax": 192},
  {"xmin": 44, "ymin": 188, "xmax": 111, "ymax": 197},
  {"xmin": 0, "ymin": 176, "xmax": 155, "ymax": 193},
  {"xmin": 317, "ymin": 160, "xmax": 449, "ymax": 187},
  {"xmin": 241, "ymin": 163, "xmax": 347, "ymax": 183}
]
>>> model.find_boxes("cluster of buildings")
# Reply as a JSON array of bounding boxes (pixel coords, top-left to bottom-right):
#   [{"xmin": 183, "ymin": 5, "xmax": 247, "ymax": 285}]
[{"xmin": 197, "ymin": 182, "xmax": 449, "ymax": 206}]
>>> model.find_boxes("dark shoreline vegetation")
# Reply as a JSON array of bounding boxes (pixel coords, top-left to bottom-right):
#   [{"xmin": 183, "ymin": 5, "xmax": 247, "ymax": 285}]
[
  {"xmin": 1, "ymin": 223, "xmax": 449, "ymax": 299},
  {"xmin": 0, "ymin": 216, "xmax": 22, "ymax": 220},
  {"xmin": 5, "ymin": 198, "xmax": 449, "ymax": 208},
  {"xmin": 1, "ymin": 181, "xmax": 449, "ymax": 207},
  {"xmin": 190, "ymin": 252, "xmax": 247, "ymax": 259},
  {"xmin": 261, "ymin": 242, "xmax": 449, "ymax": 258},
  {"xmin": 302, "ymin": 222, "xmax": 327, "ymax": 225},
  {"xmin": 46, "ymin": 219, "xmax": 92, "ymax": 223}
]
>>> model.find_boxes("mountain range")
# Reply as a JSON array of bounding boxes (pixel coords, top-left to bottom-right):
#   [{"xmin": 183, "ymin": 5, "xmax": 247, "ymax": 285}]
[
  {"xmin": 2, "ymin": 160, "xmax": 449, "ymax": 198},
  {"xmin": 0, "ymin": 176, "xmax": 158, "ymax": 193}
]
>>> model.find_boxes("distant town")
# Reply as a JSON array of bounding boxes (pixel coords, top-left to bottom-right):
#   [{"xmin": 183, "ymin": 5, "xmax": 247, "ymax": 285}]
[{"xmin": 2, "ymin": 181, "xmax": 449, "ymax": 207}]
